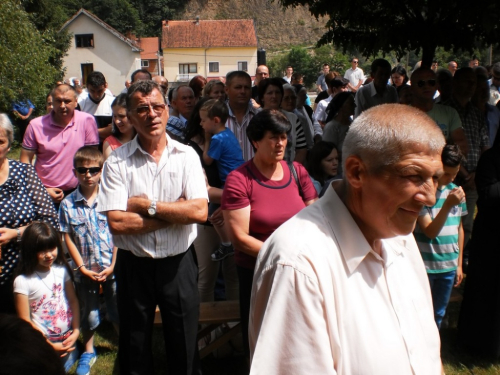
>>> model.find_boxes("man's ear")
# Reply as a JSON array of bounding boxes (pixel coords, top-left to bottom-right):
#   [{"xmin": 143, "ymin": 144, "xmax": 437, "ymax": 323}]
[
  {"xmin": 105, "ymin": 82, "xmax": 108, "ymax": 89},
  {"xmin": 344, "ymin": 155, "xmax": 367, "ymax": 189}
]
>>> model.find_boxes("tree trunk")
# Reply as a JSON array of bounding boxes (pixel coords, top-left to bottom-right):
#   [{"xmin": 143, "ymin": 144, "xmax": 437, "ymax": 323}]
[{"xmin": 421, "ymin": 44, "xmax": 436, "ymax": 69}]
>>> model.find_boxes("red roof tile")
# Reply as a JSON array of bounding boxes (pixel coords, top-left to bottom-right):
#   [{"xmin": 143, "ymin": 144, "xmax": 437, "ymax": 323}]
[
  {"xmin": 162, "ymin": 19, "xmax": 257, "ymax": 48},
  {"xmin": 139, "ymin": 37, "xmax": 159, "ymax": 59}
]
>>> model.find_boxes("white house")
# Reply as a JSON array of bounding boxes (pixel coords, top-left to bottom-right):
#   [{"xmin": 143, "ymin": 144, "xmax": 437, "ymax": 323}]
[
  {"xmin": 60, "ymin": 9, "xmax": 143, "ymax": 95},
  {"xmin": 162, "ymin": 19, "xmax": 258, "ymax": 82}
]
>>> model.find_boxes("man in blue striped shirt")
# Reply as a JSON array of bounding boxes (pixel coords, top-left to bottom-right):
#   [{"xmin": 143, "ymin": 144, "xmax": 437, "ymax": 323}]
[{"xmin": 414, "ymin": 144, "xmax": 467, "ymax": 328}]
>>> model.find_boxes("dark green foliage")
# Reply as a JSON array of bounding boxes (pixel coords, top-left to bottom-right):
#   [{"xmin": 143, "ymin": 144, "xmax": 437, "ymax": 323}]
[
  {"xmin": 268, "ymin": 45, "xmax": 351, "ymax": 89},
  {"xmin": 0, "ymin": 0, "xmax": 64, "ymax": 115},
  {"xmin": 277, "ymin": 0, "xmax": 500, "ymax": 67},
  {"xmin": 128, "ymin": 0, "xmax": 183, "ymax": 37},
  {"xmin": 64, "ymin": 0, "xmax": 142, "ymax": 35}
]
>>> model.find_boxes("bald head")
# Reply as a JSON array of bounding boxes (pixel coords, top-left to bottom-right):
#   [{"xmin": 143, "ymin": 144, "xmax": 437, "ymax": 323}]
[
  {"xmin": 255, "ymin": 65, "xmax": 269, "ymax": 84},
  {"xmin": 153, "ymin": 76, "xmax": 169, "ymax": 96},
  {"xmin": 343, "ymin": 104, "xmax": 445, "ymax": 172}
]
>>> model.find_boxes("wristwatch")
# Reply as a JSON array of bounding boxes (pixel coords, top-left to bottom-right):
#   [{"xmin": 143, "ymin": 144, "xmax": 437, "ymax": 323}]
[
  {"xmin": 16, "ymin": 229, "xmax": 22, "ymax": 243},
  {"xmin": 147, "ymin": 201, "xmax": 157, "ymax": 217}
]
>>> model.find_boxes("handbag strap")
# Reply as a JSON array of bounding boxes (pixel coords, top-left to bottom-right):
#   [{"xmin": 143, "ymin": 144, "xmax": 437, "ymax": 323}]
[{"xmin": 287, "ymin": 161, "xmax": 304, "ymax": 199}]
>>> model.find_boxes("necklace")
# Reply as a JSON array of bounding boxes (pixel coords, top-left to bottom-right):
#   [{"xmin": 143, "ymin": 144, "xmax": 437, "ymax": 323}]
[{"xmin": 35, "ymin": 269, "xmax": 58, "ymax": 298}]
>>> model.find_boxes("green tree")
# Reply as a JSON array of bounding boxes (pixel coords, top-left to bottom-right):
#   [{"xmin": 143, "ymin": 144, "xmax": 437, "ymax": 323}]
[
  {"xmin": 278, "ymin": 0, "xmax": 500, "ymax": 67},
  {"xmin": 65, "ymin": 0, "xmax": 142, "ymax": 36},
  {"xmin": 128, "ymin": 0, "xmax": 183, "ymax": 36},
  {"xmin": 21, "ymin": 0, "xmax": 71, "ymax": 73},
  {"xmin": 0, "ymin": 0, "xmax": 61, "ymax": 115}
]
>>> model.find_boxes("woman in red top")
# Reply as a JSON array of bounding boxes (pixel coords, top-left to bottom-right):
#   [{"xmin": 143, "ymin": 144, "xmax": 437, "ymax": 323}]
[
  {"xmin": 103, "ymin": 94, "xmax": 136, "ymax": 160},
  {"xmin": 222, "ymin": 109, "xmax": 317, "ymax": 361}
]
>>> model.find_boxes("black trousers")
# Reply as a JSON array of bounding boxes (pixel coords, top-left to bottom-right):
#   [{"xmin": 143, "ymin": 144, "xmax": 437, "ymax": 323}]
[
  {"xmin": 236, "ymin": 265, "xmax": 254, "ymax": 360},
  {"xmin": 115, "ymin": 247, "xmax": 201, "ymax": 375}
]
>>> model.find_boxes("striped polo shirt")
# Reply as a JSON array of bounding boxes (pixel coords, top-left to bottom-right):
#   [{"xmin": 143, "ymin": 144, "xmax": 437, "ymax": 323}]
[{"xmin": 414, "ymin": 183, "xmax": 468, "ymax": 273}]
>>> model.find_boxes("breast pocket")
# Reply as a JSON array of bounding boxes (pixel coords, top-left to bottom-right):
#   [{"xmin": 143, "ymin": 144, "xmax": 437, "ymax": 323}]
[{"xmin": 69, "ymin": 216, "xmax": 88, "ymax": 237}]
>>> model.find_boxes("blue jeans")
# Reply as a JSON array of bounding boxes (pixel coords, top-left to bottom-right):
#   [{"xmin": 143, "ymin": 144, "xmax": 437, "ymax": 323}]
[{"xmin": 427, "ymin": 270, "xmax": 456, "ymax": 328}]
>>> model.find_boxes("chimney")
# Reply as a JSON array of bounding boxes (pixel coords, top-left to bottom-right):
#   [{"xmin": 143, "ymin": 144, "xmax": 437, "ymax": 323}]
[{"xmin": 162, "ymin": 20, "xmax": 168, "ymax": 27}]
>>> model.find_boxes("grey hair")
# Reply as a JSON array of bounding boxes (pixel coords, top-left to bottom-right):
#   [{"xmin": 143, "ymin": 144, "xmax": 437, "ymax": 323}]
[
  {"xmin": 172, "ymin": 86, "xmax": 194, "ymax": 101},
  {"xmin": 343, "ymin": 104, "xmax": 445, "ymax": 173},
  {"xmin": 0, "ymin": 113, "xmax": 14, "ymax": 146},
  {"xmin": 282, "ymin": 84, "xmax": 296, "ymax": 94}
]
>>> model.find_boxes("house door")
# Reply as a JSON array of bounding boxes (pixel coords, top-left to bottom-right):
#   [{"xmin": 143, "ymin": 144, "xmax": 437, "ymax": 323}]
[{"xmin": 81, "ymin": 63, "xmax": 94, "ymax": 85}]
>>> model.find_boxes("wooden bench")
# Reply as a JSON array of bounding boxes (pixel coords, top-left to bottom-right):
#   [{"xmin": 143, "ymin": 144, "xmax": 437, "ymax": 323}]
[{"xmin": 155, "ymin": 300, "xmax": 241, "ymax": 359}]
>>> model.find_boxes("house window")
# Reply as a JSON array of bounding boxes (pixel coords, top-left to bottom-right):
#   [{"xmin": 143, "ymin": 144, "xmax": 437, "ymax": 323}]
[
  {"xmin": 179, "ymin": 63, "xmax": 197, "ymax": 74},
  {"xmin": 75, "ymin": 34, "xmax": 94, "ymax": 48},
  {"xmin": 209, "ymin": 62, "xmax": 219, "ymax": 73},
  {"xmin": 238, "ymin": 61, "xmax": 248, "ymax": 71},
  {"xmin": 141, "ymin": 60, "xmax": 149, "ymax": 68}
]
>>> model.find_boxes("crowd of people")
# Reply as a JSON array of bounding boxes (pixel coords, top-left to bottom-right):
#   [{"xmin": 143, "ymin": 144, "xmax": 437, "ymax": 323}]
[{"xmin": 0, "ymin": 54, "xmax": 500, "ymax": 374}]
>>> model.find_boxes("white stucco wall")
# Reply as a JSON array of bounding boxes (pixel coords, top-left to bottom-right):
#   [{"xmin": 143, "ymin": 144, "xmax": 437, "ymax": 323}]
[
  {"xmin": 62, "ymin": 15, "xmax": 141, "ymax": 95},
  {"xmin": 163, "ymin": 47, "xmax": 258, "ymax": 82}
]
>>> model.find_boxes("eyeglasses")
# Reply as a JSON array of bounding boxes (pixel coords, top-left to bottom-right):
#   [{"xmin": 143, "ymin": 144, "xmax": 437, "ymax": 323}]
[
  {"xmin": 353, "ymin": 61, "xmax": 359, "ymax": 64},
  {"xmin": 131, "ymin": 103, "xmax": 166, "ymax": 116},
  {"xmin": 416, "ymin": 79, "xmax": 436, "ymax": 88},
  {"xmin": 75, "ymin": 167, "xmax": 101, "ymax": 175}
]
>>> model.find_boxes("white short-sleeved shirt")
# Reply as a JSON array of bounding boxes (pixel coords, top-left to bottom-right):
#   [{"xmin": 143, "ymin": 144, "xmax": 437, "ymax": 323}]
[
  {"xmin": 98, "ymin": 134, "xmax": 208, "ymax": 258},
  {"xmin": 249, "ymin": 185, "xmax": 441, "ymax": 375},
  {"xmin": 344, "ymin": 67, "xmax": 365, "ymax": 89},
  {"xmin": 14, "ymin": 265, "xmax": 73, "ymax": 338}
]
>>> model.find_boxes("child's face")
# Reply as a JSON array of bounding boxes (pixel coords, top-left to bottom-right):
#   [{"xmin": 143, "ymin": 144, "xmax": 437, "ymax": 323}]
[
  {"xmin": 112, "ymin": 106, "xmax": 133, "ymax": 135},
  {"xmin": 321, "ymin": 149, "xmax": 339, "ymax": 178},
  {"xmin": 199, "ymin": 110, "xmax": 219, "ymax": 134},
  {"xmin": 73, "ymin": 160, "xmax": 102, "ymax": 189},
  {"xmin": 37, "ymin": 247, "xmax": 58, "ymax": 271},
  {"xmin": 438, "ymin": 165, "xmax": 460, "ymax": 186}
]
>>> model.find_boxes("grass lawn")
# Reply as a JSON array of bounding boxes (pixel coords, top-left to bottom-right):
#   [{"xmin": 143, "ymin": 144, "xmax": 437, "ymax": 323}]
[{"xmin": 67, "ymin": 296, "xmax": 500, "ymax": 375}]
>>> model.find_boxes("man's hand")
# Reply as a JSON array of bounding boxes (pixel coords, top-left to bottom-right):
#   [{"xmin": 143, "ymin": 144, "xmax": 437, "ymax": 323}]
[
  {"xmin": 47, "ymin": 187, "xmax": 64, "ymax": 203},
  {"xmin": 209, "ymin": 207, "xmax": 224, "ymax": 227},
  {"xmin": 444, "ymin": 187, "xmax": 465, "ymax": 207},
  {"xmin": 126, "ymin": 194, "xmax": 149, "ymax": 214}
]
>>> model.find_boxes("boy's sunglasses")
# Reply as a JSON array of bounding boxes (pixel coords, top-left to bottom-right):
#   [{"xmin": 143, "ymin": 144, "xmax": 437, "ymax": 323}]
[{"xmin": 75, "ymin": 167, "xmax": 101, "ymax": 175}]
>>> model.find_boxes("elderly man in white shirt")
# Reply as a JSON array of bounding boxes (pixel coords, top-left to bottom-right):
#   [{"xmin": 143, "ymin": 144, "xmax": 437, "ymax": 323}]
[
  {"xmin": 99, "ymin": 80, "xmax": 208, "ymax": 375},
  {"xmin": 249, "ymin": 104, "xmax": 445, "ymax": 375}
]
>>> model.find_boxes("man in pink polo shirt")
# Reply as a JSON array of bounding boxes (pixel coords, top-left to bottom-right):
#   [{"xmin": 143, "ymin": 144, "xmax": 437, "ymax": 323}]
[{"xmin": 20, "ymin": 84, "xmax": 99, "ymax": 207}]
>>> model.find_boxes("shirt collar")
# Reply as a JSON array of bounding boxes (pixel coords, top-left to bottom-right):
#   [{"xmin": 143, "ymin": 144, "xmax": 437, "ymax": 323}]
[
  {"xmin": 126, "ymin": 132, "xmax": 184, "ymax": 158},
  {"xmin": 320, "ymin": 184, "xmax": 405, "ymax": 273},
  {"xmin": 74, "ymin": 186, "xmax": 99, "ymax": 207},
  {"xmin": 227, "ymin": 100, "xmax": 258, "ymax": 119}
]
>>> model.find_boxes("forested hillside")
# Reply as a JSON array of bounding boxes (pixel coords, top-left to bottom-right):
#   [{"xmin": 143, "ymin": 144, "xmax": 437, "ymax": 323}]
[{"xmin": 179, "ymin": 0, "xmax": 326, "ymax": 49}]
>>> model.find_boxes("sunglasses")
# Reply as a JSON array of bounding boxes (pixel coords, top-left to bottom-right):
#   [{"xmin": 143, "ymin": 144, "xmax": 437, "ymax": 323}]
[
  {"xmin": 416, "ymin": 79, "xmax": 436, "ymax": 88},
  {"xmin": 75, "ymin": 167, "xmax": 101, "ymax": 175},
  {"xmin": 353, "ymin": 61, "xmax": 359, "ymax": 64},
  {"xmin": 131, "ymin": 103, "xmax": 166, "ymax": 116}
]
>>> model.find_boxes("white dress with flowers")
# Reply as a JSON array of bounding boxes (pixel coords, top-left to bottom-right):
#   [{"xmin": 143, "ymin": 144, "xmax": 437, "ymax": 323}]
[{"xmin": 13, "ymin": 265, "xmax": 73, "ymax": 340}]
